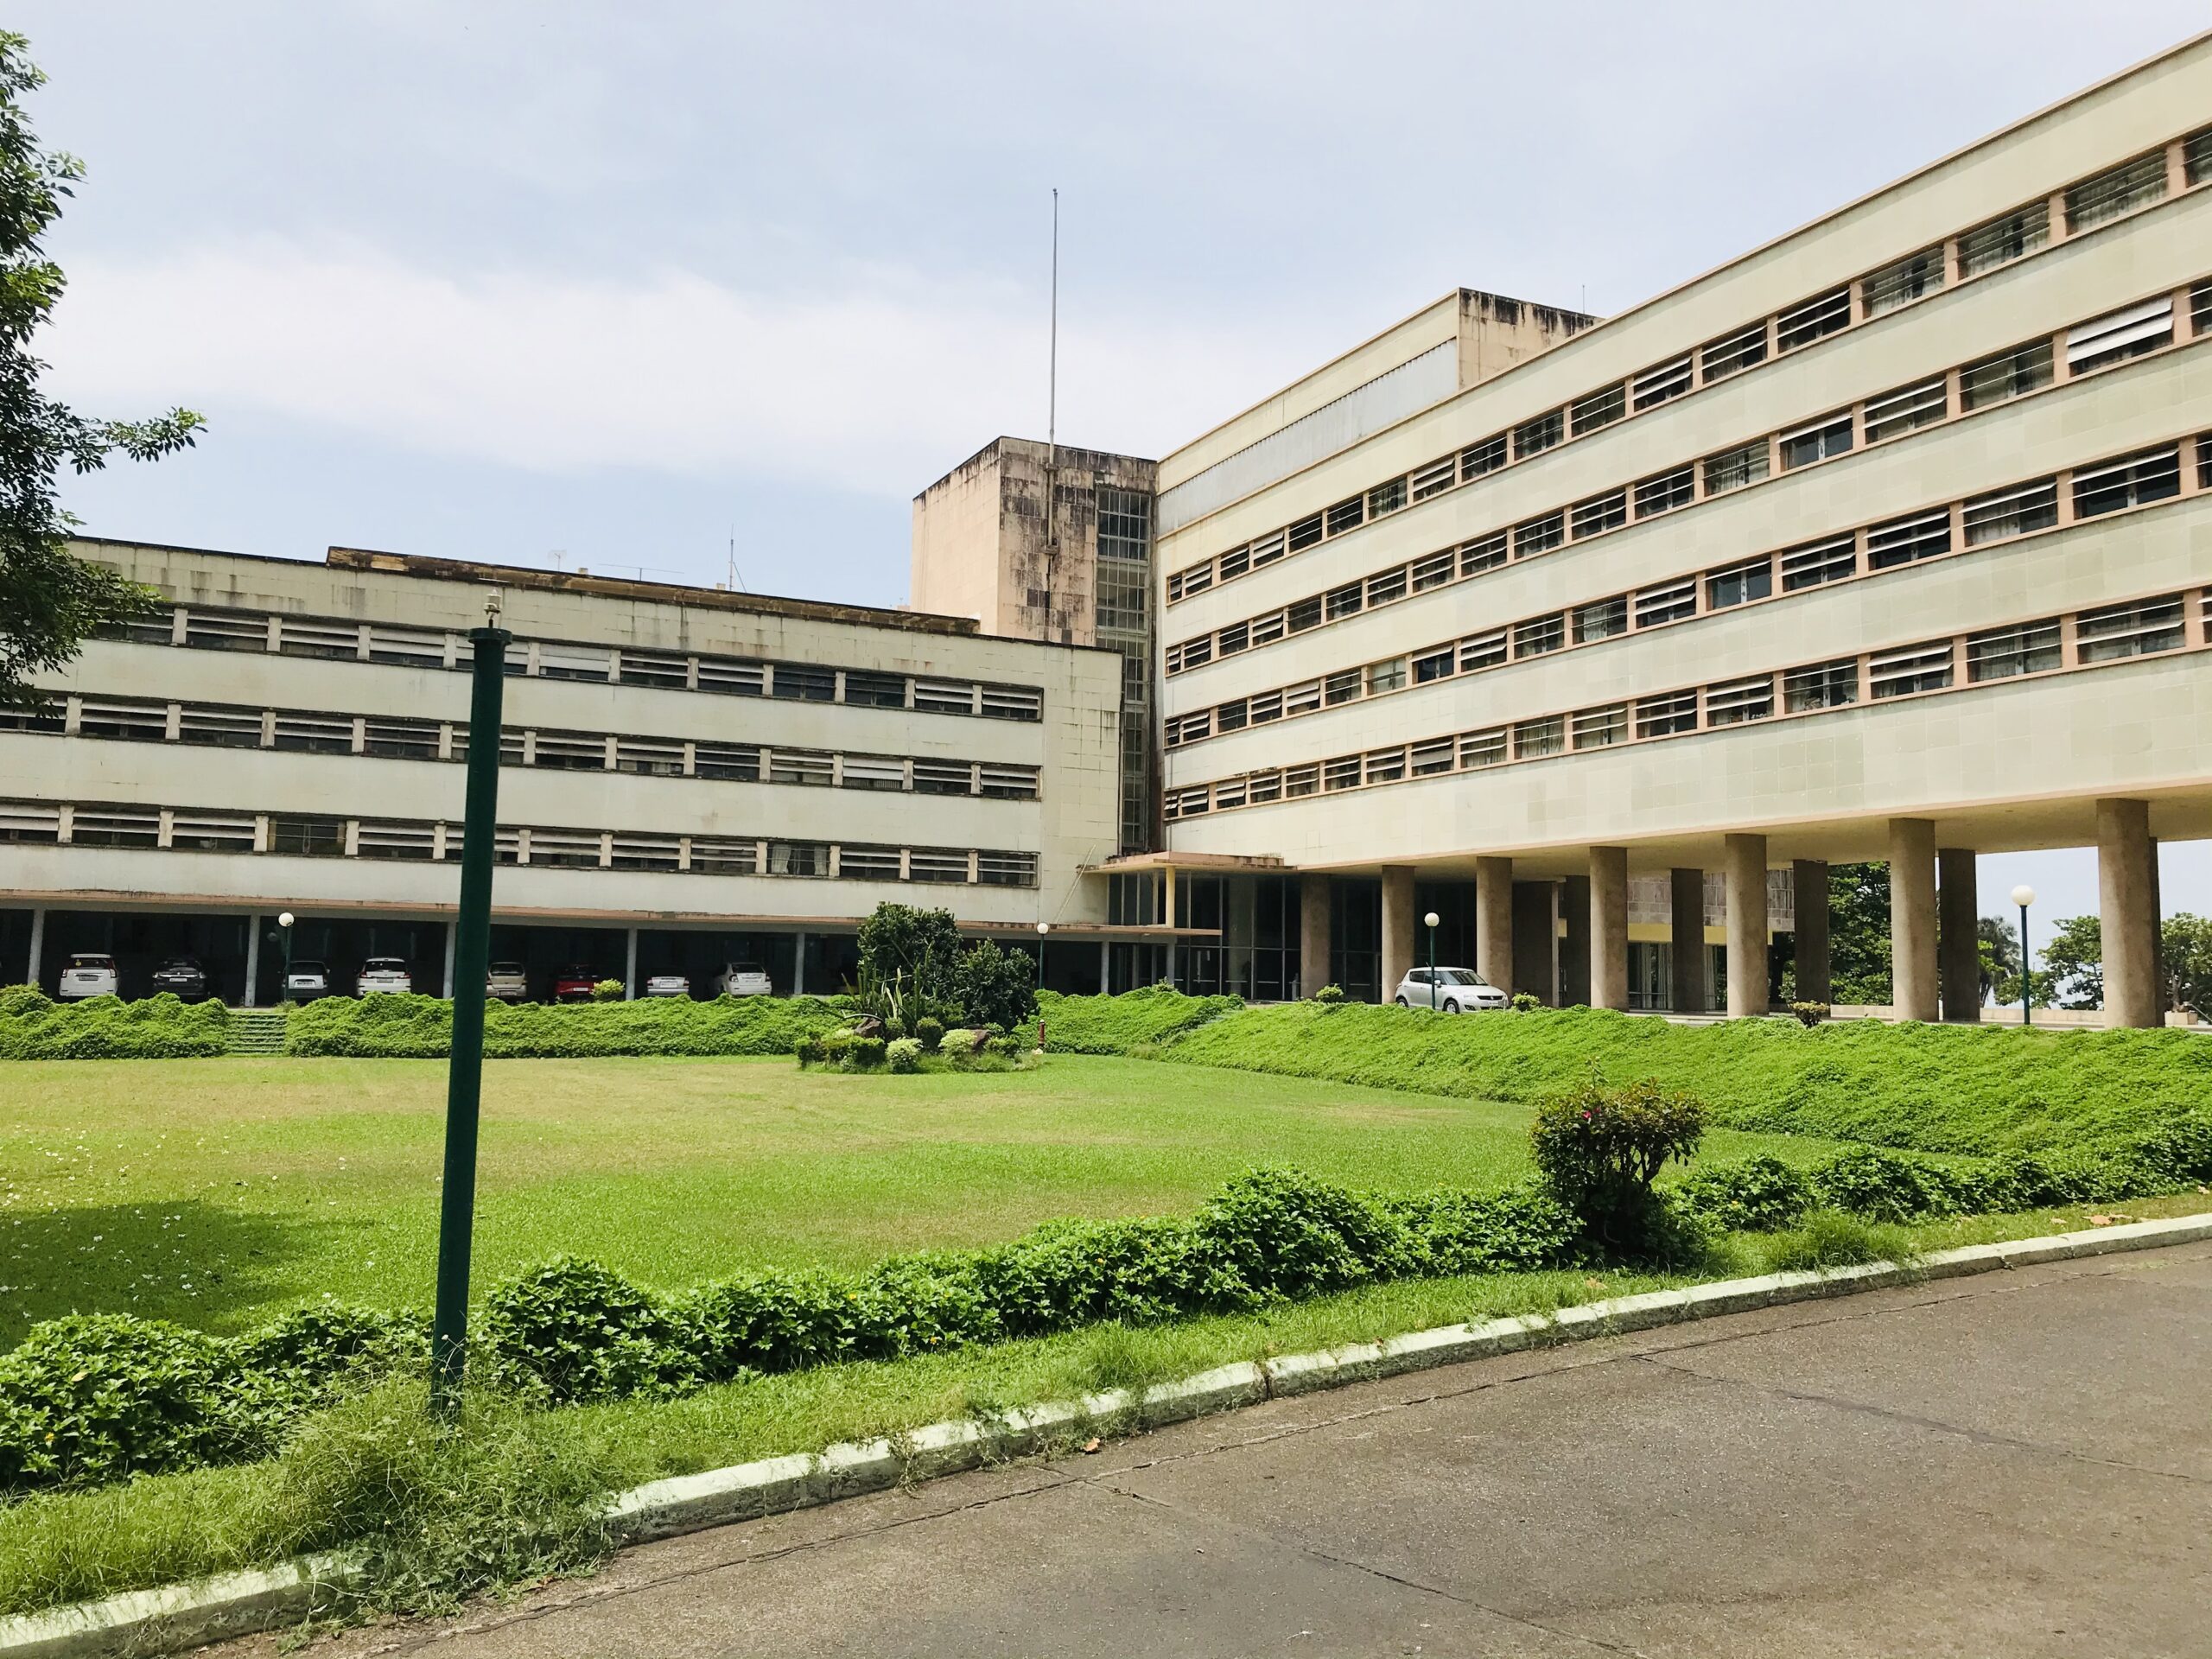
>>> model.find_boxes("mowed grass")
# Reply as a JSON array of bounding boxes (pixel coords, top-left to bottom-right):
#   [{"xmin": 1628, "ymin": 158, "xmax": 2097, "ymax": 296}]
[{"xmin": 0, "ymin": 1054, "xmax": 1843, "ymax": 1342}]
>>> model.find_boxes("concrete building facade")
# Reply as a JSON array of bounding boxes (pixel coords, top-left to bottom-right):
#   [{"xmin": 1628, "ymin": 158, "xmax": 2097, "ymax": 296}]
[
  {"xmin": 0, "ymin": 542, "xmax": 1163, "ymax": 1003},
  {"xmin": 1136, "ymin": 38, "xmax": 2212, "ymax": 1022},
  {"xmin": 8, "ymin": 38, "xmax": 2210, "ymax": 1027}
]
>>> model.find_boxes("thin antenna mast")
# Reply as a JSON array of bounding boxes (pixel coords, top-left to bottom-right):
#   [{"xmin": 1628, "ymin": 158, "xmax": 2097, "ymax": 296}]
[
  {"xmin": 1047, "ymin": 188, "xmax": 1058, "ymax": 456},
  {"xmin": 1042, "ymin": 188, "xmax": 1061, "ymax": 637}
]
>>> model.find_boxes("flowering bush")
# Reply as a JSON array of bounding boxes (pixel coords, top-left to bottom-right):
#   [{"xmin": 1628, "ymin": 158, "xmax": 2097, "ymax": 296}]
[{"xmin": 1529, "ymin": 1074, "xmax": 1708, "ymax": 1249}]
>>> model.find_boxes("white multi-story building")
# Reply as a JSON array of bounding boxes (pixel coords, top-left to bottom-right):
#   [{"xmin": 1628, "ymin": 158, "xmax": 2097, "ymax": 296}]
[
  {"xmin": 0, "ymin": 543, "xmax": 1146, "ymax": 1002},
  {"xmin": 10, "ymin": 36, "xmax": 2210, "ymax": 1027},
  {"xmin": 1136, "ymin": 39, "xmax": 2212, "ymax": 1025}
]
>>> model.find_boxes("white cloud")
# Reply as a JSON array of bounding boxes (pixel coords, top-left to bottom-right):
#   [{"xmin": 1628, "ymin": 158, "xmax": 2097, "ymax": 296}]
[{"xmin": 44, "ymin": 238, "xmax": 1304, "ymax": 496}]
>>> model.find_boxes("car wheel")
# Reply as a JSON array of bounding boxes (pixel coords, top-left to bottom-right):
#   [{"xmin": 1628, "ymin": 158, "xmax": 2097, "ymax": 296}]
[
  {"xmin": 1394, "ymin": 995, "xmax": 1409, "ymax": 1007},
  {"xmin": 1445, "ymin": 999, "xmax": 1462, "ymax": 1014}
]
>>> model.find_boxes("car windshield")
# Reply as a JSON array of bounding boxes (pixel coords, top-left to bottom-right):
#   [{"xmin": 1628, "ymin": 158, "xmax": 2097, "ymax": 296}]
[
  {"xmin": 1436, "ymin": 969, "xmax": 1484, "ymax": 986},
  {"xmin": 489, "ymin": 963, "xmax": 523, "ymax": 975},
  {"xmin": 68, "ymin": 955, "xmax": 114, "ymax": 968},
  {"xmin": 363, "ymin": 958, "xmax": 406, "ymax": 971},
  {"xmin": 290, "ymin": 960, "xmax": 326, "ymax": 974}
]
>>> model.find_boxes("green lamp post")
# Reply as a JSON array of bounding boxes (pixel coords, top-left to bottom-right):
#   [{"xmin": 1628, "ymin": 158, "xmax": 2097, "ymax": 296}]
[
  {"xmin": 430, "ymin": 592, "xmax": 510, "ymax": 1417},
  {"xmin": 1424, "ymin": 909, "xmax": 1440, "ymax": 1010},
  {"xmin": 2011, "ymin": 884, "xmax": 2035, "ymax": 1028}
]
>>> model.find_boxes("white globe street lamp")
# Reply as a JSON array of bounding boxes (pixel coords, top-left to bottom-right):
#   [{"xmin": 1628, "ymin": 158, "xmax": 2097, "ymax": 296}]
[{"xmin": 1423, "ymin": 910, "xmax": 1441, "ymax": 1009}]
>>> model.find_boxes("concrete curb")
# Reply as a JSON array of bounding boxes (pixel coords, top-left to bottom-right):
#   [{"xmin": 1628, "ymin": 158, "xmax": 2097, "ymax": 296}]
[{"xmin": 11, "ymin": 1210, "xmax": 2212, "ymax": 1657}]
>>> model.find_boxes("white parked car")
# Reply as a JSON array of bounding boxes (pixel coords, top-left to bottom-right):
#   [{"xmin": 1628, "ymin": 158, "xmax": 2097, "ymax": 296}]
[
  {"xmin": 286, "ymin": 959, "xmax": 332, "ymax": 1001},
  {"xmin": 1392, "ymin": 967, "xmax": 1509, "ymax": 1013},
  {"xmin": 354, "ymin": 957, "xmax": 414, "ymax": 995},
  {"xmin": 642, "ymin": 973, "xmax": 691, "ymax": 999},
  {"xmin": 58, "ymin": 952, "xmax": 120, "ymax": 1000},
  {"xmin": 714, "ymin": 963, "xmax": 772, "ymax": 997}
]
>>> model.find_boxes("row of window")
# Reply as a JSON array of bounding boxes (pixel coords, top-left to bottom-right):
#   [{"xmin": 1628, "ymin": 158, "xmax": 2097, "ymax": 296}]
[
  {"xmin": 1164, "ymin": 274, "xmax": 2211, "ymax": 677},
  {"xmin": 1162, "ymin": 433, "xmax": 2205, "ymax": 750},
  {"xmin": 98, "ymin": 604, "xmax": 1046, "ymax": 722},
  {"xmin": 0, "ymin": 799, "xmax": 1040, "ymax": 887},
  {"xmin": 1165, "ymin": 124, "xmax": 2212, "ymax": 605},
  {"xmin": 3, "ymin": 691, "xmax": 1042, "ymax": 800},
  {"xmin": 1161, "ymin": 588, "xmax": 2204, "ymax": 823}
]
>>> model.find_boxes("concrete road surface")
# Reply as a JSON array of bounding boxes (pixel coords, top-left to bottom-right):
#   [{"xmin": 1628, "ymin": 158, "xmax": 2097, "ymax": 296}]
[{"xmin": 233, "ymin": 1239, "xmax": 2212, "ymax": 1658}]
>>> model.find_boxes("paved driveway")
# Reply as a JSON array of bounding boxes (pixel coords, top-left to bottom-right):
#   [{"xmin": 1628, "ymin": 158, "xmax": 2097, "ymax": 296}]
[{"xmin": 243, "ymin": 1240, "xmax": 2212, "ymax": 1657}]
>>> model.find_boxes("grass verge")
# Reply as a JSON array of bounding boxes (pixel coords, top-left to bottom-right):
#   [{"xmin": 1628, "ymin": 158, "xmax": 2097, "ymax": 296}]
[{"xmin": 4, "ymin": 1191, "xmax": 2202, "ymax": 1623}]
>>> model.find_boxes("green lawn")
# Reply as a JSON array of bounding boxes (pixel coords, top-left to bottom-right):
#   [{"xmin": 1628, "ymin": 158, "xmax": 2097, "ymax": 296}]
[{"xmin": 0, "ymin": 1053, "xmax": 1842, "ymax": 1343}]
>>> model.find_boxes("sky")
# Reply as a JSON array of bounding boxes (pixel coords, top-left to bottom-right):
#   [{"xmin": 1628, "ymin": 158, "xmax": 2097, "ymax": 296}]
[{"xmin": 17, "ymin": 0, "xmax": 2210, "ymax": 951}]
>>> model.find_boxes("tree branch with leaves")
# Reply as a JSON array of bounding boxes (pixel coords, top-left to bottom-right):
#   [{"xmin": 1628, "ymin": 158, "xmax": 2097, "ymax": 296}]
[{"xmin": 0, "ymin": 30, "xmax": 202, "ymax": 709}]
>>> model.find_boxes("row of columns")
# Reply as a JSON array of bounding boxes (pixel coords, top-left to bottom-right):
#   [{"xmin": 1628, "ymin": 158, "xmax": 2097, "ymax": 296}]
[{"xmin": 1338, "ymin": 795, "xmax": 2166, "ymax": 1027}]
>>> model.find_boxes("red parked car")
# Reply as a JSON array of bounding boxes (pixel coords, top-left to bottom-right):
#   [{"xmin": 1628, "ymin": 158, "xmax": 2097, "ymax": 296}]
[{"xmin": 551, "ymin": 964, "xmax": 601, "ymax": 1002}]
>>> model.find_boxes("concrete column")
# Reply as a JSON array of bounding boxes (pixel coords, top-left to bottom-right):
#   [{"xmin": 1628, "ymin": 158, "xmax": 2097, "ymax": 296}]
[
  {"xmin": 624, "ymin": 926, "xmax": 639, "ymax": 1000},
  {"xmin": 1475, "ymin": 856, "xmax": 1514, "ymax": 991},
  {"xmin": 1381, "ymin": 866, "xmax": 1416, "ymax": 1001},
  {"xmin": 1588, "ymin": 848, "xmax": 1629, "ymax": 1011},
  {"xmin": 25, "ymin": 906, "xmax": 43, "ymax": 989},
  {"xmin": 1937, "ymin": 848, "xmax": 1980, "ymax": 1023},
  {"xmin": 2098, "ymin": 798, "xmax": 2158, "ymax": 1028},
  {"xmin": 1724, "ymin": 835, "xmax": 1769, "ymax": 1018},
  {"xmin": 2149, "ymin": 836, "xmax": 2164, "ymax": 1019},
  {"xmin": 793, "ymin": 931, "xmax": 808, "ymax": 997},
  {"xmin": 1792, "ymin": 861, "xmax": 1830, "ymax": 1004},
  {"xmin": 1669, "ymin": 868, "xmax": 1707, "ymax": 1014},
  {"xmin": 1888, "ymin": 817, "xmax": 1938, "ymax": 1022},
  {"xmin": 442, "ymin": 920, "xmax": 457, "ymax": 998},
  {"xmin": 243, "ymin": 917, "xmax": 261, "ymax": 1008},
  {"xmin": 1098, "ymin": 939, "xmax": 1110, "ymax": 995},
  {"xmin": 1300, "ymin": 874, "xmax": 1331, "ymax": 999}
]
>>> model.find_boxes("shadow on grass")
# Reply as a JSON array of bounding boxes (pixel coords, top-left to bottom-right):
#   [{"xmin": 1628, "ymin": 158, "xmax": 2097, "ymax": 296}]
[{"xmin": 0, "ymin": 1199, "xmax": 357, "ymax": 1345}]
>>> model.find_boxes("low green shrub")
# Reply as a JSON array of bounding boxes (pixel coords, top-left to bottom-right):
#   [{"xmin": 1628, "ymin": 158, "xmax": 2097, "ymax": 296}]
[
  {"xmin": 0, "ymin": 989, "xmax": 232, "ymax": 1060},
  {"xmin": 1033, "ymin": 985, "xmax": 1242, "ymax": 1053},
  {"xmin": 886, "ymin": 1037, "xmax": 923, "ymax": 1073},
  {"xmin": 284, "ymin": 993, "xmax": 855, "ymax": 1060},
  {"xmin": 1312, "ymin": 983, "xmax": 1347, "ymax": 1004},
  {"xmin": 1510, "ymin": 992, "xmax": 1542, "ymax": 1014},
  {"xmin": 1529, "ymin": 1074, "xmax": 1707, "ymax": 1251},
  {"xmin": 0, "ymin": 1305, "xmax": 421, "ymax": 1493},
  {"xmin": 1677, "ymin": 1155, "xmax": 1814, "ymax": 1231},
  {"xmin": 1789, "ymin": 1001, "xmax": 1829, "ymax": 1028},
  {"xmin": 588, "ymin": 980, "xmax": 623, "ymax": 1002},
  {"xmin": 481, "ymin": 1260, "xmax": 702, "ymax": 1405},
  {"xmin": 915, "ymin": 1016, "xmax": 944, "ymax": 1052}
]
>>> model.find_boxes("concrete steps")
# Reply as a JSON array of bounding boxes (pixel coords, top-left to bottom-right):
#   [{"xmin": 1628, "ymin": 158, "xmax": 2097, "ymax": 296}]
[{"xmin": 227, "ymin": 1008, "xmax": 289, "ymax": 1055}]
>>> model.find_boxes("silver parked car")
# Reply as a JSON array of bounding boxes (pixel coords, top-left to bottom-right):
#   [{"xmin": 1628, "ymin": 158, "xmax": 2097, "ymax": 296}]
[
  {"xmin": 1392, "ymin": 967, "xmax": 1509, "ymax": 1013},
  {"xmin": 285, "ymin": 958, "xmax": 332, "ymax": 1001},
  {"xmin": 642, "ymin": 973, "xmax": 691, "ymax": 998},
  {"xmin": 355, "ymin": 957, "xmax": 414, "ymax": 995},
  {"xmin": 714, "ymin": 963, "xmax": 772, "ymax": 997},
  {"xmin": 486, "ymin": 962, "xmax": 529, "ymax": 1002},
  {"xmin": 58, "ymin": 952, "xmax": 120, "ymax": 1001}
]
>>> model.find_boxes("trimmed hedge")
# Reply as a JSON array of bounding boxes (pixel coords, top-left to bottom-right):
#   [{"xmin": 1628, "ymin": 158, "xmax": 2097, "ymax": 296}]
[
  {"xmin": 284, "ymin": 993, "xmax": 858, "ymax": 1059},
  {"xmin": 0, "ymin": 1167, "xmax": 1576, "ymax": 1495},
  {"xmin": 10, "ymin": 1107, "xmax": 2211, "ymax": 1499},
  {"xmin": 1034, "ymin": 984, "xmax": 1243, "ymax": 1053},
  {"xmin": 0, "ymin": 988, "xmax": 232, "ymax": 1059},
  {"xmin": 1103, "ymin": 995, "xmax": 2212, "ymax": 1157}
]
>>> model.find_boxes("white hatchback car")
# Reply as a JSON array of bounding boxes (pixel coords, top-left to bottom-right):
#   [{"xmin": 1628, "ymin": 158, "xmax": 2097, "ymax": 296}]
[
  {"xmin": 354, "ymin": 957, "xmax": 414, "ymax": 995},
  {"xmin": 58, "ymin": 952, "xmax": 120, "ymax": 1000},
  {"xmin": 1392, "ymin": 967, "xmax": 1509, "ymax": 1013}
]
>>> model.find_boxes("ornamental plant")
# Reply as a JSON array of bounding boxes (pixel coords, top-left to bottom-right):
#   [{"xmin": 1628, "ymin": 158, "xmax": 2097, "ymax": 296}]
[{"xmin": 1529, "ymin": 1072, "xmax": 1707, "ymax": 1250}]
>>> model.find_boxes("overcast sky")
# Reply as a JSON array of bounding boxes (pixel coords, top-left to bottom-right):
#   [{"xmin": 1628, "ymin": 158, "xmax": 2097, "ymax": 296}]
[{"xmin": 19, "ymin": 1, "xmax": 2209, "ymax": 941}]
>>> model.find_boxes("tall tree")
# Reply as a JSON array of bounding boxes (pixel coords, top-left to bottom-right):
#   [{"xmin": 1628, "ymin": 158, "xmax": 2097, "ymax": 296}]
[
  {"xmin": 0, "ymin": 32, "xmax": 201, "ymax": 709},
  {"xmin": 1827, "ymin": 861, "xmax": 1891, "ymax": 1004},
  {"xmin": 1976, "ymin": 913, "xmax": 2018, "ymax": 1002},
  {"xmin": 2040, "ymin": 915, "xmax": 2104, "ymax": 1009}
]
